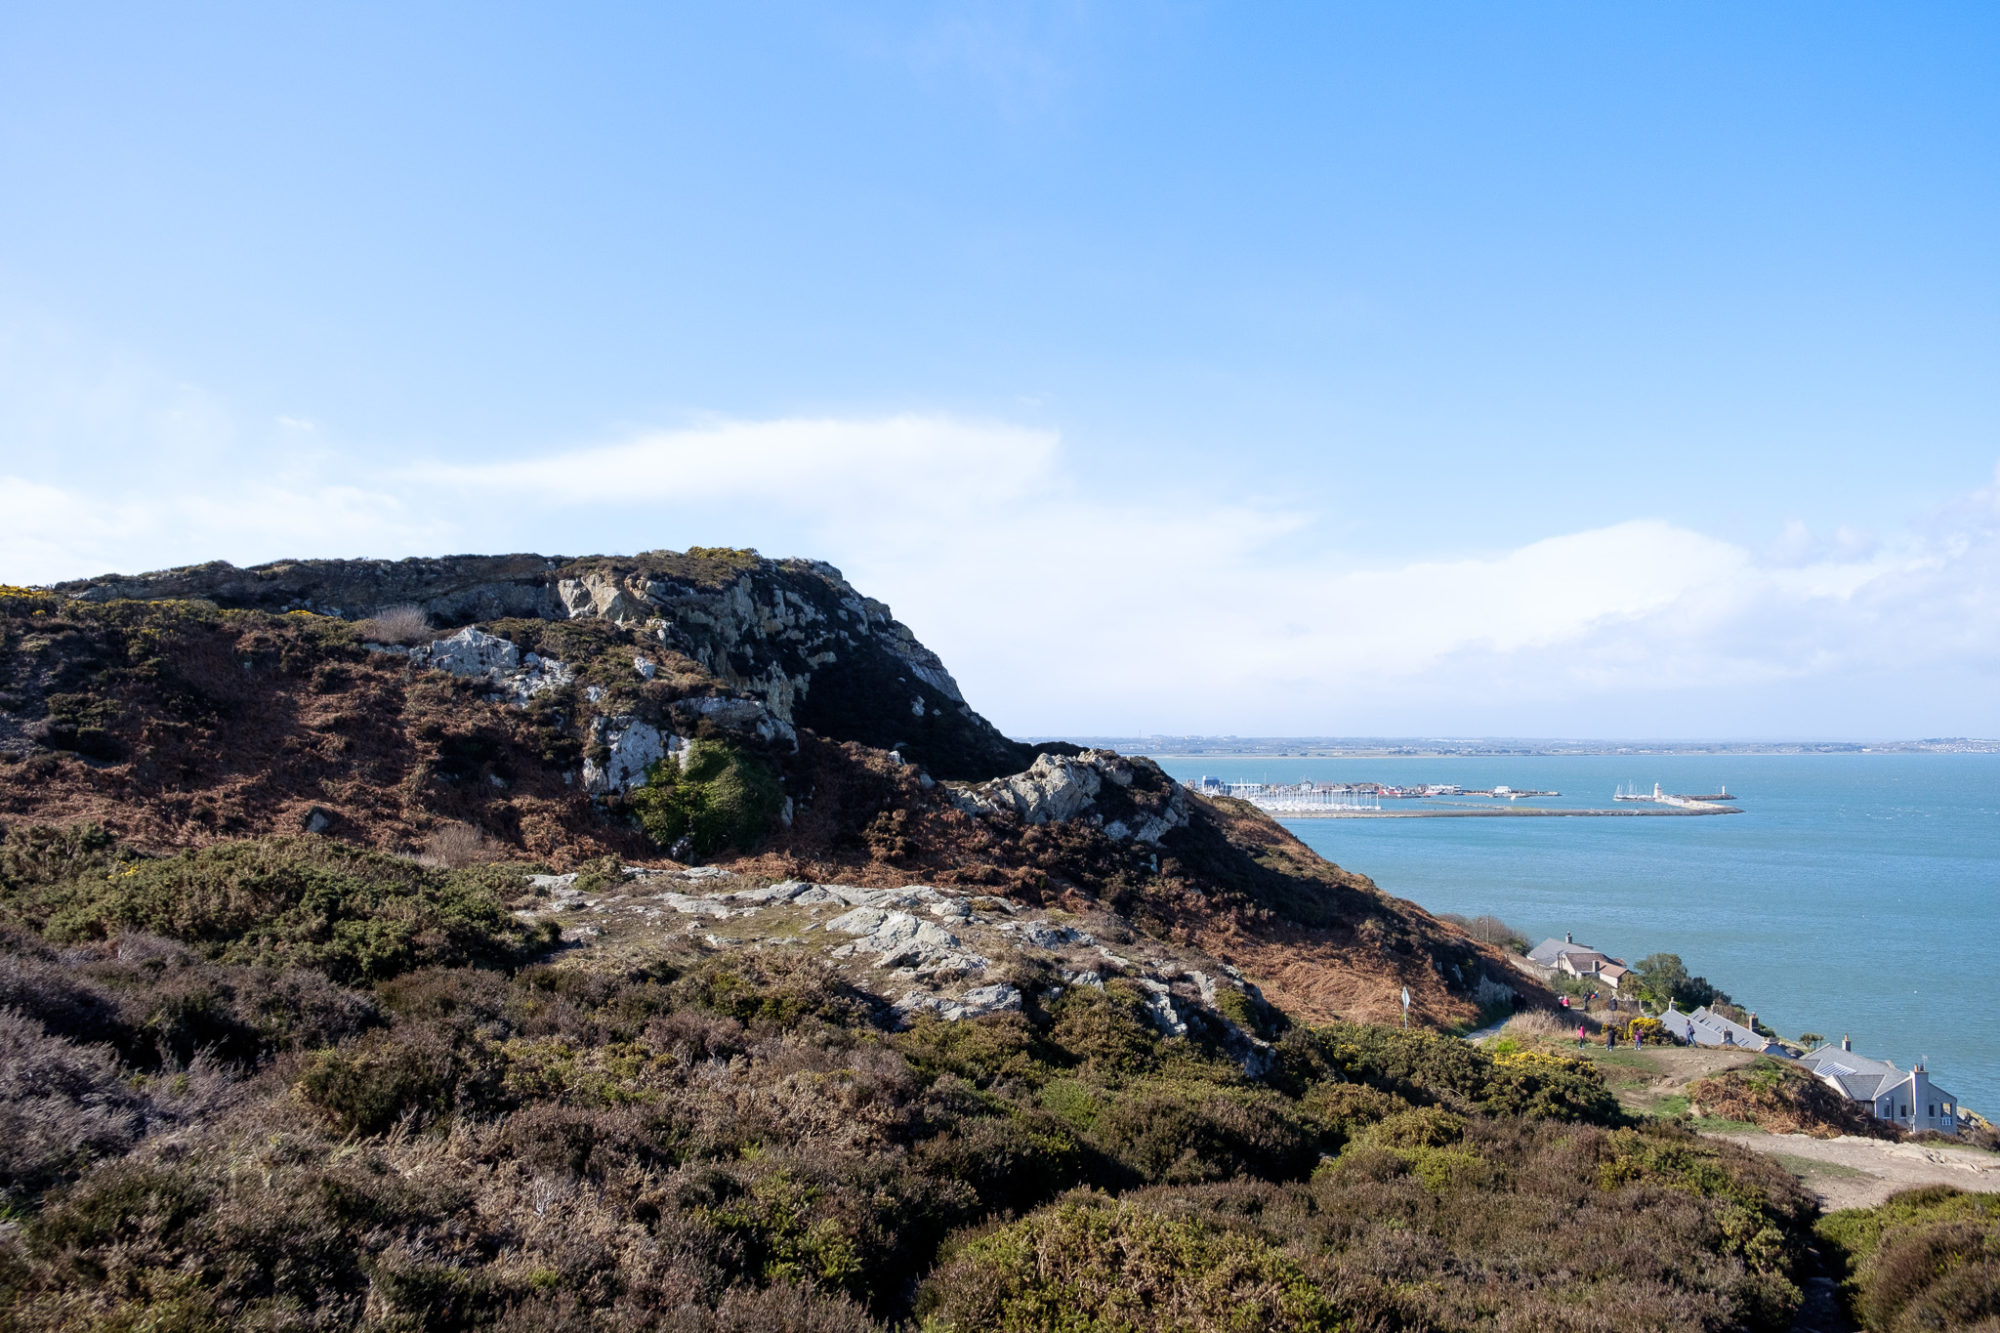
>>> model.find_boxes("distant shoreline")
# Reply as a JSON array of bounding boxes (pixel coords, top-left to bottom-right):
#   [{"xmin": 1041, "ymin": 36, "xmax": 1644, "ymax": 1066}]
[
  {"xmin": 1275, "ymin": 804, "xmax": 1743, "ymax": 818},
  {"xmin": 1034, "ymin": 737, "xmax": 2000, "ymax": 758}
]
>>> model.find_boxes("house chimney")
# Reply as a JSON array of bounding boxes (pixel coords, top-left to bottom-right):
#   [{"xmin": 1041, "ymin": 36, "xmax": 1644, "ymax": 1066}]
[
  {"xmin": 1842, "ymin": 1034, "xmax": 1851, "ymax": 1052},
  {"xmin": 1564, "ymin": 932, "xmax": 1572, "ymax": 944},
  {"xmin": 1748, "ymin": 1012, "xmax": 1757, "ymax": 1033}
]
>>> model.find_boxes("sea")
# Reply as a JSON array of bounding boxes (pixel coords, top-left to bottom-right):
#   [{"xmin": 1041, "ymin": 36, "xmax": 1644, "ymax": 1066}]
[{"xmin": 1148, "ymin": 751, "xmax": 2000, "ymax": 1119}]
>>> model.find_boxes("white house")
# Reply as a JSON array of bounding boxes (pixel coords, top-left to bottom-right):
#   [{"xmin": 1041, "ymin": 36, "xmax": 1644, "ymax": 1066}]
[
  {"xmin": 1524, "ymin": 934, "xmax": 1630, "ymax": 992},
  {"xmin": 1796, "ymin": 1036, "xmax": 1961, "ymax": 1135}
]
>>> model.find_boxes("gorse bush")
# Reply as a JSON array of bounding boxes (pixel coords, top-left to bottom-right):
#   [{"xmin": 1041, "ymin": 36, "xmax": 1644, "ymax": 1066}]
[
  {"xmin": 920, "ymin": 1196, "xmax": 1343, "ymax": 1333},
  {"xmin": 4, "ymin": 834, "xmax": 556, "ymax": 985},
  {"xmin": 1819, "ymin": 1187, "xmax": 2000, "ymax": 1332},
  {"xmin": 629, "ymin": 740, "xmax": 784, "ymax": 857}
]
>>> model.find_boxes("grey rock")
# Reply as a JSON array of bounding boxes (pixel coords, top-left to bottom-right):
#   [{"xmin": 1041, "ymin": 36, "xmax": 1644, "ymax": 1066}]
[
  {"xmin": 582, "ymin": 716, "xmax": 680, "ymax": 795},
  {"xmin": 410, "ymin": 627, "xmax": 574, "ymax": 706}
]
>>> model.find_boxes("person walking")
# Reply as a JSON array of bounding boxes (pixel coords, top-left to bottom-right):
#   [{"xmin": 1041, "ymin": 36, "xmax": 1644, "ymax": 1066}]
[{"xmin": 1576, "ymin": 1023, "xmax": 1587, "ymax": 1048}]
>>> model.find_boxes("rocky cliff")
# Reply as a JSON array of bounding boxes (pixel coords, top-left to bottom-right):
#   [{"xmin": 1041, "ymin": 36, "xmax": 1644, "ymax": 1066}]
[{"xmin": 54, "ymin": 549, "xmax": 1031, "ymax": 781}]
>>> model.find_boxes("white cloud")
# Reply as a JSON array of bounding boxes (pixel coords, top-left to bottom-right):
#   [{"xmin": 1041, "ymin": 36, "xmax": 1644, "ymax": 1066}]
[
  {"xmin": 410, "ymin": 413, "xmax": 1061, "ymax": 513},
  {"xmin": 6, "ymin": 399, "xmax": 1998, "ymax": 737}
]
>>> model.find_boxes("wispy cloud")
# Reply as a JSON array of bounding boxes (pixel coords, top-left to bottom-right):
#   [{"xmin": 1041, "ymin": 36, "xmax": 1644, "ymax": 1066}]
[{"xmin": 6, "ymin": 400, "xmax": 1997, "ymax": 737}]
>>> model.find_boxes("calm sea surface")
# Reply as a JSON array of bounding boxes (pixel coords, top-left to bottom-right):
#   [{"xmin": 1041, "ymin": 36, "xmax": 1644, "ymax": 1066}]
[{"xmin": 1151, "ymin": 753, "xmax": 2000, "ymax": 1117}]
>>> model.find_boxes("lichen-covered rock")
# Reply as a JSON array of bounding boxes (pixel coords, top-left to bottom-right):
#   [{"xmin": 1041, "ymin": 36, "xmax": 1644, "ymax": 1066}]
[
  {"xmin": 827, "ymin": 905, "xmax": 988, "ymax": 974},
  {"xmin": 395, "ymin": 626, "xmax": 574, "ymax": 706},
  {"xmin": 671, "ymin": 695, "xmax": 796, "ymax": 748},
  {"xmin": 952, "ymin": 749, "xmax": 1191, "ymax": 844},
  {"xmin": 952, "ymin": 751, "xmax": 1105, "ymax": 824},
  {"xmin": 582, "ymin": 716, "xmax": 679, "ymax": 795}
]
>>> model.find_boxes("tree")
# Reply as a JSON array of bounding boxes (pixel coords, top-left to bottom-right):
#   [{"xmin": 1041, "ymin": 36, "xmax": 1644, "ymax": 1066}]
[
  {"xmin": 1629, "ymin": 953, "xmax": 1732, "ymax": 1013},
  {"xmin": 1798, "ymin": 1032, "xmax": 1825, "ymax": 1048},
  {"xmin": 1632, "ymin": 953, "xmax": 1689, "ymax": 1010}
]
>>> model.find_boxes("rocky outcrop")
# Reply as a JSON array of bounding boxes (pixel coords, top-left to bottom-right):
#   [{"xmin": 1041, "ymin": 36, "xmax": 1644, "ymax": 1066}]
[
  {"xmin": 527, "ymin": 866, "xmax": 1276, "ymax": 1066},
  {"xmin": 52, "ymin": 551, "xmax": 1030, "ymax": 780},
  {"xmin": 951, "ymin": 749, "xmax": 1191, "ymax": 845},
  {"xmin": 582, "ymin": 717, "xmax": 679, "ymax": 795},
  {"xmin": 380, "ymin": 627, "xmax": 574, "ymax": 707}
]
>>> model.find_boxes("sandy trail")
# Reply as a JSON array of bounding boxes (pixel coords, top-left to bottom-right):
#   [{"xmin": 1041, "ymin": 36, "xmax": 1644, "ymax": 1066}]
[{"xmin": 1713, "ymin": 1131, "xmax": 2000, "ymax": 1210}]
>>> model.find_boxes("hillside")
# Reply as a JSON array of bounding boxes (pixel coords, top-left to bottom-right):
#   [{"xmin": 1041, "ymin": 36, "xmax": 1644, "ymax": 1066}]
[
  {"xmin": 5, "ymin": 551, "xmax": 1523, "ymax": 1029},
  {"xmin": 2, "ymin": 548, "xmax": 1971, "ymax": 1332}
]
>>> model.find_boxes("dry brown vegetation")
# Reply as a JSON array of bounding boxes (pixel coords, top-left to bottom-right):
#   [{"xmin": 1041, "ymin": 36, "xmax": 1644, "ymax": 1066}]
[
  {"xmin": 418, "ymin": 821, "xmax": 503, "ymax": 869},
  {"xmin": 1692, "ymin": 1058, "xmax": 1903, "ymax": 1141},
  {"xmin": 355, "ymin": 603, "xmax": 432, "ymax": 645}
]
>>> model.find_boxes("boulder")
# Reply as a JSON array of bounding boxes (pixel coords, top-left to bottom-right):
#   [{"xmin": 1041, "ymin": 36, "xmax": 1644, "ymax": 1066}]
[
  {"xmin": 951, "ymin": 749, "xmax": 1191, "ymax": 844},
  {"xmin": 827, "ymin": 906, "xmax": 988, "ymax": 974},
  {"xmin": 582, "ymin": 716, "xmax": 682, "ymax": 795}
]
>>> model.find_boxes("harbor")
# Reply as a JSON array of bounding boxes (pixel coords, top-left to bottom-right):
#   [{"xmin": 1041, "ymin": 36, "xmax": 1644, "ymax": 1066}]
[{"xmin": 1195, "ymin": 776, "xmax": 1743, "ymax": 818}]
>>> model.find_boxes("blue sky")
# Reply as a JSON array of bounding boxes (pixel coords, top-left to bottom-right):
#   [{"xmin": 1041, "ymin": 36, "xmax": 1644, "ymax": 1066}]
[{"xmin": 3, "ymin": 3, "xmax": 1997, "ymax": 738}]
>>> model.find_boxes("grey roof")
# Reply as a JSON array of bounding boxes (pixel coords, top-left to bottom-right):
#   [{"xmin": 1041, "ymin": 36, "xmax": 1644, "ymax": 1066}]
[
  {"xmin": 1798, "ymin": 1045, "xmax": 1902, "ymax": 1081},
  {"xmin": 1527, "ymin": 937, "xmax": 1626, "ymax": 970},
  {"xmin": 1797, "ymin": 1045, "xmax": 1959, "ymax": 1107},
  {"xmin": 1660, "ymin": 1005, "xmax": 1789, "ymax": 1055}
]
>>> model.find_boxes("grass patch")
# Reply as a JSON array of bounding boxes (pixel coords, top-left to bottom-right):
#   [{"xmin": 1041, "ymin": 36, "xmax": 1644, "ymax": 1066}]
[{"xmin": 1768, "ymin": 1154, "xmax": 1868, "ymax": 1181}]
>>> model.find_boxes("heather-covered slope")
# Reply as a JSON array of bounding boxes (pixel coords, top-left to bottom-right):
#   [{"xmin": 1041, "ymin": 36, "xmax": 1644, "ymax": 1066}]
[{"xmin": 0, "ymin": 549, "xmax": 1900, "ymax": 1331}]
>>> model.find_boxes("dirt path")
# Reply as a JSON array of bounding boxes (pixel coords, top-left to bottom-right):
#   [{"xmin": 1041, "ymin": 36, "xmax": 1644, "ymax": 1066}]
[{"xmin": 1713, "ymin": 1131, "xmax": 2000, "ymax": 1210}]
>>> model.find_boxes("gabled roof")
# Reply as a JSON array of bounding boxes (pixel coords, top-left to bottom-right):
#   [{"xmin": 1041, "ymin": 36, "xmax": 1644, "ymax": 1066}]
[
  {"xmin": 1798, "ymin": 1045, "xmax": 1902, "ymax": 1081},
  {"xmin": 1660, "ymin": 1005, "xmax": 1789, "ymax": 1055},
  {"xmin": 1526, "ymin": 938, "xmax": 1580, "ymax": 966}
]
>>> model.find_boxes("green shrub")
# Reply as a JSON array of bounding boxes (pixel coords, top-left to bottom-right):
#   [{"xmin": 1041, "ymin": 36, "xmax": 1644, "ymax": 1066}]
[
  {"xmin": 294, "ymin": 1027, "xmax": 503, "ymax": 1134},
  {"xmin": 1046, "ymin": 983, "xmax": 1162, "ymax": 1079},
  {"xmin": 1087, "ymin": 1082, "xmax": 1319, "ymax": 1186},
  {"xmin": 1274, "ymin": 1021, "xmax": 1621, "ymax": 1125},
  {"xmin": 26, "ymin": 837, "xmax": 555, "ymax": 985},
  {"xmin": 628, "ymin": 740, "xmax": 783, "ymax": 856},
  {"xmin": 1598, "ymin": 1126, "xmax": 1811, "ymax": 1278},
  {"xmin": 1819, "ymin": 1187, "xmax": 2000, "ymax": 1332},
  {"xmin": 917, "ymin": 1197, "xmax": 1341, "ymax": 1332},
  {"xmin": 673, "ymin": 953, "xmax": 879, "ymax": 1028},
  {"xmin": 1483, "ymin": 1048, "xmax": 1624, "ymax": 1122}
]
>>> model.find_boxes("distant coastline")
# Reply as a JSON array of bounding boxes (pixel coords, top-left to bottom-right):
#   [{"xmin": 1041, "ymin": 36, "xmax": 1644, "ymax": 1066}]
[
  {"xmin": 1275, "ymin": 804, "xmax": 1742, "ymax": 818},
  {"xmin": 1034, "ymin": 736, "xmax": 2000, "ymax": 758}
]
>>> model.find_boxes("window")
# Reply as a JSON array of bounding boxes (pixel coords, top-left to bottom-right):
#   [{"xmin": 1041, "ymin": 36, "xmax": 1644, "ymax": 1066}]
[{"xmin": 1929, "ymin": 1104, "xmax": 1936, "ymax": 1117}]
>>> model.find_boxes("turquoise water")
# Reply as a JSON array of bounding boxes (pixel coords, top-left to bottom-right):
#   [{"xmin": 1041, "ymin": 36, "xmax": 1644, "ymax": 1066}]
[{"xmin": 1153, "ymin": 753, "xmax": 2000, "ymax": 1117}]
